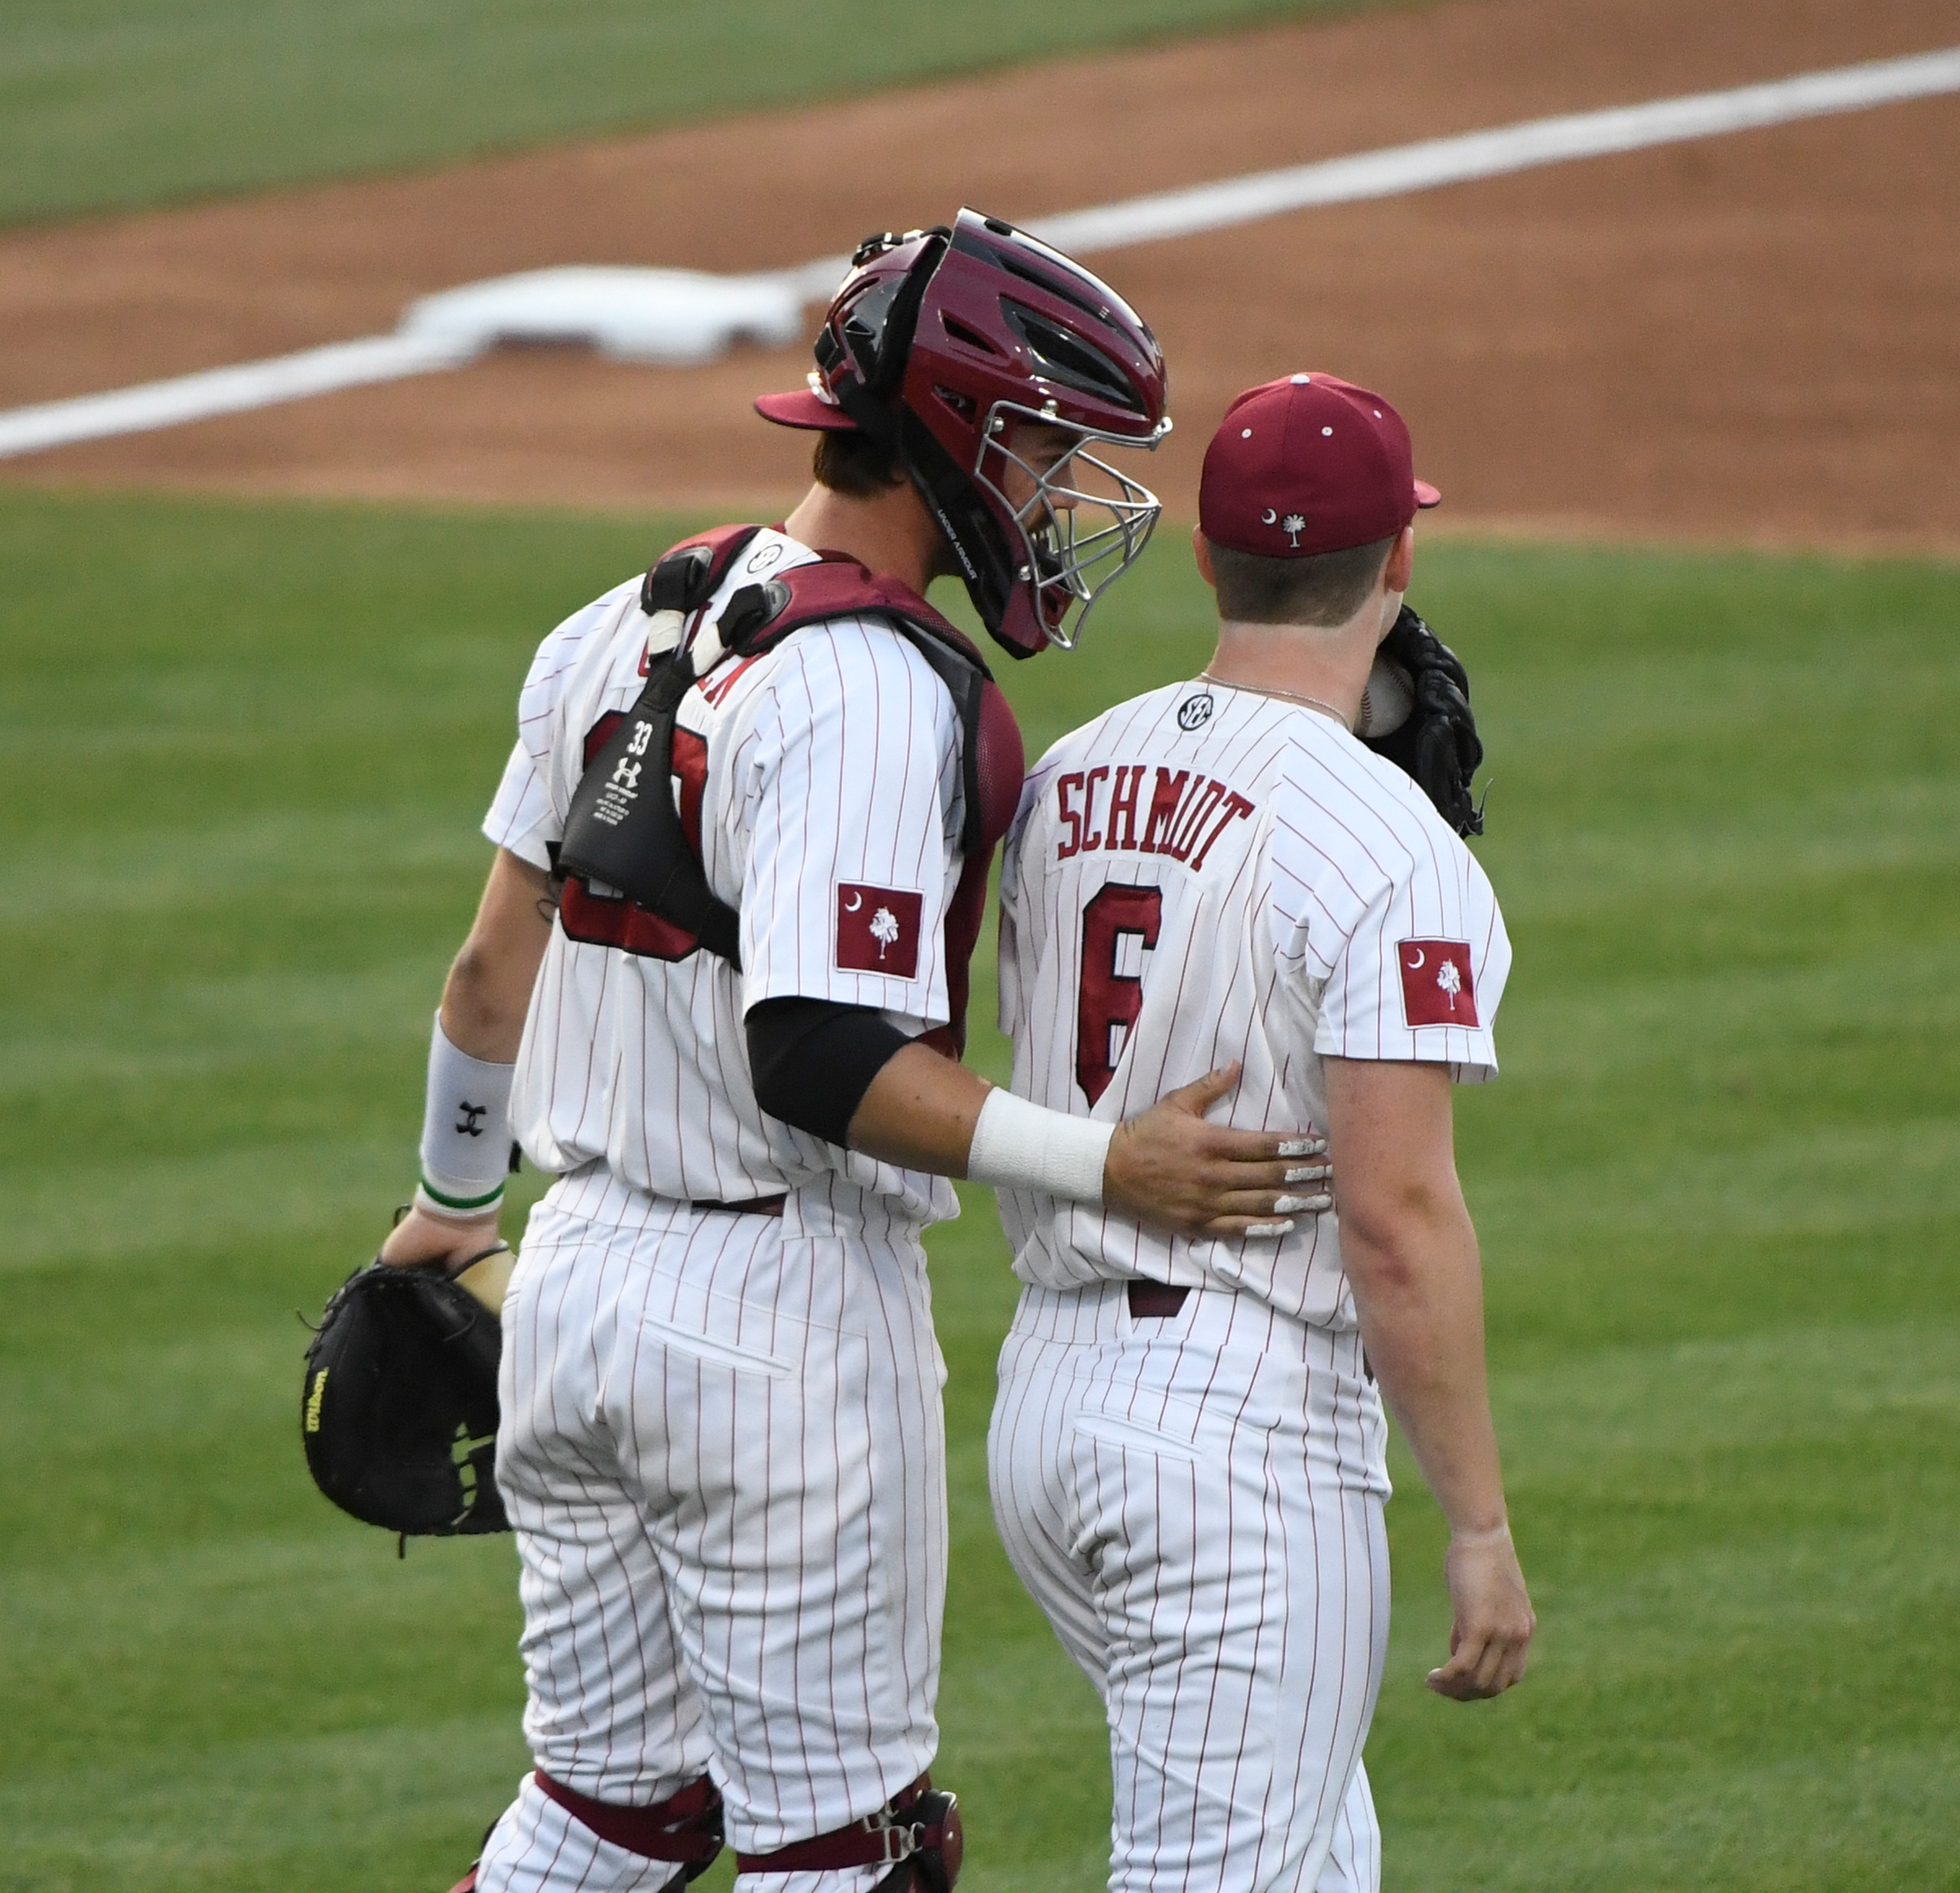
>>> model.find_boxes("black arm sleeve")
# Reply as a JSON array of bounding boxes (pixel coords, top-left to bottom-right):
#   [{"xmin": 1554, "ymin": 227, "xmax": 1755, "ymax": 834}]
[{"xmin": 745, "ymin": 996, "xmax": 913, "ymax": 1148}]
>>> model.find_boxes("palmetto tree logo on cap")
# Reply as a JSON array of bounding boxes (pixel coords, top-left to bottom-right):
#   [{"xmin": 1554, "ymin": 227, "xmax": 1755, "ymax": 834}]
[{"xmin": 1258, "ymin": 506, "xmax": 1310, "ymax": 548}]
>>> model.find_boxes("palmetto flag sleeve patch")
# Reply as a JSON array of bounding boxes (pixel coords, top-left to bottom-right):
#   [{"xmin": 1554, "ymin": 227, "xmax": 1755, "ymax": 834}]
[
  {"xmin": 1397, "ymin": 939, "xmax": 1478, "ymax": 1027},
  {"xmin": 836, "ymin": 884, "xmax": 924, "ymax": 978}
]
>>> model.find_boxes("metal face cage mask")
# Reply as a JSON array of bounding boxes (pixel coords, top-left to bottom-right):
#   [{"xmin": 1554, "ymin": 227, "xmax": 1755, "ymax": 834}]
[
  {"xmin": 774, "ymin": 210, "xmax": 1171, "ymax": 659},
  {"xmin": 973, "ymin": 400, "xmax": 1171, "ymax": 651}
]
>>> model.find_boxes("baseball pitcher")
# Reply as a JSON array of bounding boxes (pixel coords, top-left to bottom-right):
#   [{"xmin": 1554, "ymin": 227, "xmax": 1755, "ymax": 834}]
[{"xmin": 989, "ymin": 373, "xmax": 1535, "ymax": 1893}]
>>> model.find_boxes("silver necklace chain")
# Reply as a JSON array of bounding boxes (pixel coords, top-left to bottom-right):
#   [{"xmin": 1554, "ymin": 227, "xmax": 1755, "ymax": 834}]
[{"xmin": 1197, "ymin": 670, "xmax": 1353, "ymax": 733}]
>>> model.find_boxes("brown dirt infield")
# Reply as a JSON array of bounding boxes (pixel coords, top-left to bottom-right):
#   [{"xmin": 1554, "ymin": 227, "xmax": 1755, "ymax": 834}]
[{"xmin": 2, "ymin": 0, "xmax": 1956, "ymax": 549}]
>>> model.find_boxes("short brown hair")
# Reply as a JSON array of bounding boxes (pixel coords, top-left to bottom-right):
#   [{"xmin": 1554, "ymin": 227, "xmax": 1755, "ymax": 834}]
[
  {"xmin": 813, "ymin": 429, "xmax": 906, "ymax": 499},
  {"xmin": 1207, "ymin": 534, "xmax": 1395, "ymax": 627}
]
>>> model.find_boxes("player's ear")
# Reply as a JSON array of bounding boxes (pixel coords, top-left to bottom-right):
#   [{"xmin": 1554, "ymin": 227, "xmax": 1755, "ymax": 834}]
[
  {"xmin": 1191, "ymin": 526, "xmax": 1218, "ymax": 592},
  {"xmin": 1384, "ymin": 526, "xmax": 1415, "ymax": 596}
]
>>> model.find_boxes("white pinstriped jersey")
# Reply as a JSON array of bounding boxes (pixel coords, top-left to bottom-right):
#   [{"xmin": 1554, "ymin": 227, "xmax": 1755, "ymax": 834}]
[
  {"xmin": 997, "ymin": 676, "xmax": 1509, "ymax": 1327},
  {"xmin": 483, "ymin": 528, "xmax": 967, "ymax": 1228}
]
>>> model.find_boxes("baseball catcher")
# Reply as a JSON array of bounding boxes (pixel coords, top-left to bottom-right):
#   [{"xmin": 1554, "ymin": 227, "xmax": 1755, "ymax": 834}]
[{"xmin": 345, "ymin": 209, "xmax": 1309, "ymax": 1893}]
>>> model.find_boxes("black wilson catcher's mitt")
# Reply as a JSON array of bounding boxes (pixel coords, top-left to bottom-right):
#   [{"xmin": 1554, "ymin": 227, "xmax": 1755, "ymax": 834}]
[
  {"xmin": 1360, "ymin": 605, "xmax": 1487, "ymax": 838},
  {"xmin": 302, "ymin": 1243, "xmax": 512, "ymax": 1539}
]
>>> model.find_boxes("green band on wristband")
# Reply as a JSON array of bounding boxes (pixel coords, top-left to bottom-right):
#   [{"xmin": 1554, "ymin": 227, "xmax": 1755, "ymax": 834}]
[{"xmin": 417, "ymin": 1173, "xmax": 506, "ymax": 1212}]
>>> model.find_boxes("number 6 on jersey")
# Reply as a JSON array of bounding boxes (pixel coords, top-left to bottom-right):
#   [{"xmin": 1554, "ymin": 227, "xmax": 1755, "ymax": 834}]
[{"xmin": 1076, "ymin": 883, "xmax": 1162, "ymax": 1105}]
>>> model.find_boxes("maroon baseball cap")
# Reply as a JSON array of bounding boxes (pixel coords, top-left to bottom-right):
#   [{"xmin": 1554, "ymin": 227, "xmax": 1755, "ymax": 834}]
[{"xmin": 1199, "ymin": 373, "xmax": 1440, "ymax": 558}]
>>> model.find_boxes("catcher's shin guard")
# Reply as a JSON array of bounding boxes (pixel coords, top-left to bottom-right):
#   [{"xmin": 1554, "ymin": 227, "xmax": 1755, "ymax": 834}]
[
  {"xmin": 735, "ymin": 1776, "xmax": 962, "ymax": 1893},
  {"xmin": 534, "ymin": 1771, "xmax": 725, "ymax": 1881}
]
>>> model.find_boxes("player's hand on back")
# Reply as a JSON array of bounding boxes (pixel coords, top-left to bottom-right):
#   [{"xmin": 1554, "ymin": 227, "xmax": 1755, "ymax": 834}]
[
  {"xmin": 379, "ymin": 1202, "xmax": 502, "ymax": 1274},
  {"xmin": 1426, "ymin": 1525, "xmax": 1536, "ymax": 1701},
  {"xmin": 1103, "ymin": 1062, "xmax": 1332, "ymax": 1237}
]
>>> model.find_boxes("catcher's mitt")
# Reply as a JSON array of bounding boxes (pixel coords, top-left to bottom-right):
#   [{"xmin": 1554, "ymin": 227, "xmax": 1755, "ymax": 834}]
[
  {"xmin": 302, "ymin": 1243, "xmax": 513, "ymax": 1538},
  {"xmin": 1360, "ymin": 604, "xmax": 1486, "ymax": 837}
]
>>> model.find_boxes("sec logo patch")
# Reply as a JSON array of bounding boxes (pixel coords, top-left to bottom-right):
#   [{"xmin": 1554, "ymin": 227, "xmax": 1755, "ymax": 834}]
[
  {"xmin": 1397, "ymin": 939, "xmax": 1477, "ymax": 1027},
  {"xmin": 836, "ymin": 884, "xmax": 923, "ymax": 978}
]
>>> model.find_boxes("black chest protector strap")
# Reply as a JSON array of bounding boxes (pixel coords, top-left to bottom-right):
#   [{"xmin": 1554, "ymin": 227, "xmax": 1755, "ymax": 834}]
[
  {"xmin": 552, "ymin": 530, "xmax": 756, "ymax": 963},
  {"xmin": 556, "ymin": 531, "xmax": 1012, "ymax": 973}
]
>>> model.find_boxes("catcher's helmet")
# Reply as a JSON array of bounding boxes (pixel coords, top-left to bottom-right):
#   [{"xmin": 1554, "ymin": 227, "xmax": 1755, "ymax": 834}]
[{"xmin": 756, "ymin": 209, "xmax": 1170, "ymax": 657}]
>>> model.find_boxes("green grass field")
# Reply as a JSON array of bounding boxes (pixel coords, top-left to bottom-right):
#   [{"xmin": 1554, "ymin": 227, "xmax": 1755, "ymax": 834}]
[
  {"xmin": 2, "ymin": 486, "xmax": 1956, "ymax": 1893},
  {"xmin": 1, "ymin": 0, "xmax": 1379, "ymax": 229}
]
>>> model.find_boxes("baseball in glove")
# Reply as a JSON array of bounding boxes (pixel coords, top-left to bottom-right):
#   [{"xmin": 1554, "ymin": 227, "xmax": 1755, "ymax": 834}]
[
  {"xmin": 1357, "ymin": 604, "xmax": 1486, "ymax": 837},
  {"xmin": 302, "ymin": 1240, "xmax": 514, "ymax": 1539}
]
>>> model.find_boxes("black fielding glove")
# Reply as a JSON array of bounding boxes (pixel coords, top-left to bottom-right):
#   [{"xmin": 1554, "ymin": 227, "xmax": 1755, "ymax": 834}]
[
  {"xmin": 302, "ymin": 1244, "xmax": 512, "ymax": 1538},
  {"xmin": 1360, "ymin": 604, "xmax": 1486, "ymax": 838}
]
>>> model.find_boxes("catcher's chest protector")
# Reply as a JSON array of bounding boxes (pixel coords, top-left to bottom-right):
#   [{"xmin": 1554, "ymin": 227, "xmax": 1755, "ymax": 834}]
[{"xmin": 557, "ymin": 527, "xmax": 1024, "ymax": 1049}]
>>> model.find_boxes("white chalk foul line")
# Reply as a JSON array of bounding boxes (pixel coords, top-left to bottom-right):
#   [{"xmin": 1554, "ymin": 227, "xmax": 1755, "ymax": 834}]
[
  {"xmin": 1026, "ymin": 44, "xmax": 1960, "ymax": 254},
  {"xmin": 4, "ymin": 45, "xmax": 1956, "ymax": 462},
  {"xmin": 0, "ymin": 331, "xmax": 477, "ymax": 460}
]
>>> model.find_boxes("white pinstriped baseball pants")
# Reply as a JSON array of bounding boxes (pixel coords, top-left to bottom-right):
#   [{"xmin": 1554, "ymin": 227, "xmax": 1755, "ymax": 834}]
[
  {"xmin": 989, "ymin": 1280, "xmax": 1391, "ymax": 1893},
  {"xmin": 478, "ymin": 1169, "xmax": 948, "ymax": 1893}
]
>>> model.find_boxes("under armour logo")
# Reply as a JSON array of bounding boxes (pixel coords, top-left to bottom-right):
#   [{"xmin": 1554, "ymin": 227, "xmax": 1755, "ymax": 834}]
[
  {"xmin": 456, "ymin": 1102, "xmax": 486, "ymax": 1136},
  {"xmin": 1177, "ymin": 693, "xmax": 1213, "ymax": 731},
  {"xmin": 610, "ymin": 758, "xmax": 642, "ymax": 791}
]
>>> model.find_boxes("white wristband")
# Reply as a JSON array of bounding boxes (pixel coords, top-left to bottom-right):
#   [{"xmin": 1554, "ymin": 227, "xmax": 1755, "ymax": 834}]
[
  {"xmin": 415, "ymin": 1011, "xmax": 516, "ymax": 1220},
  {"xmin": 965, "ymin": 1088, "xmax": 1114, "ymax": 1206}
]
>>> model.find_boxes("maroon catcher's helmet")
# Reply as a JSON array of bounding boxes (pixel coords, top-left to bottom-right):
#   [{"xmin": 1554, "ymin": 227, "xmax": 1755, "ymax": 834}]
[{"xmin": 756, "ymin": 209, "xmax": 1171, "ymax": 657}]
